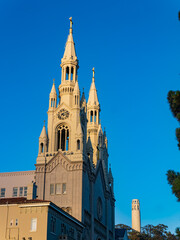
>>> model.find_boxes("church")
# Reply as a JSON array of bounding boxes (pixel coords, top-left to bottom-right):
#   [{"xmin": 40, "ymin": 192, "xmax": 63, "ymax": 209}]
[{"xmin": 0, "ymin": 18, "xmax": 115, "ymax": 240}]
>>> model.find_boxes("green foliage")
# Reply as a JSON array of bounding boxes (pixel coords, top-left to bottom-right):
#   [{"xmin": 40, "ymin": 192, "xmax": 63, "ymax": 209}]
[
  {"xmin": 167, "ymin": 91, "xmax": 180, "ymax": 121},
  {"xmin": 167, "ymin": 91, "xmax": 180, "ymax": 202},
  {"xmin": 176, "ymin": 227, "xmax": 180, "ymax": 237},
  {"xmin": 116, "ymin": 224, "xmax": 178, "ymax": 240},
  {"xmin": 167, "ymin": 91, "xmax": 180, "ymax": 149},
  {"xmin": 166, "ymin": 170, "xmax": 180, "ymax": 201}
]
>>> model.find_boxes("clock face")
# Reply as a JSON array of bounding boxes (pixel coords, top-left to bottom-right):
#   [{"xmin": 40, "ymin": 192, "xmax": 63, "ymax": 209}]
[{"xmin": 57, "ymin": 109, "xmax": 69, "ymax": 120}]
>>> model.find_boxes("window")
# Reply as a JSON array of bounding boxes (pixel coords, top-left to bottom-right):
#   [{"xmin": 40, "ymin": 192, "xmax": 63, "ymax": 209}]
[
  {"xmin": 10, "ymin": 219, "xmax": 13, "ymax": 226},
  {"xmin": 66, "ymin": 67, "xmax": 69, "ymax": 80},
  {"xmin": 77, "ymin": 140, "xmax": 80, "ymax": 150},
  {"xmin": 13, "ymin": 187, "xmax": 18, "ymax": 197},
  {"xmin": 55, "ymin": 183, "xmax": 61, "ymax": 194},
  {"xmin": 50, "ymin": 184, "xmax": 54, "ymax": 195},
  {"xmin": 15, "ymin": 219, "xmax": 18, "ymax": 226},
  {"xmin": 94, "ymin": 111, "xmax": 97, "ymax": 123},
  {"xmin": 90, "ymin": 111, "xmax": 93, "ymax": 122},
  {"xmin": 19, "ymin": 187, "xmax": 23, "ymax": 197},
  {"xmin": 51, "ymin": 98, "xmax": 55, "ymax": 107},
  {"xmin": 0, "ymin": 188, "xmax": 5, "ymax": 198},
  {"xmin": 31, "ymin": 218, "xmax": 37, "ymax": 232},
  {"xmin": 56, "ymin": 125, "xmax": 69, "ymax": 151},
  {"xmin": 62, "ymin": 183, "xmax": 66, "ymax": 194},
  {"xmin": 24, "ymin": 187, "xmax": 27, "ymax": 197},
  {"xmin": 71, "ymin": 67, "xmax": 73, "ymax": 81},
  {"xmin": 40, "ymin": 143, "xmax": 44, "ymax": 153},
  {"xmin": 50, "ymin": 217, "xmax": 56, "ymax": 233},
  {"xmin": 61, "ymin": 223, "xmax": 66, "ymax": 234}
]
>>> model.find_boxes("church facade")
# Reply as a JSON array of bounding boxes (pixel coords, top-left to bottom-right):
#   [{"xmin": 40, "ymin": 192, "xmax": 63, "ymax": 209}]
[
  {"xmin": 0, "ymin": 18, "xmax": 115, "ymax": 240},
  {"xmin": 35, "ymin": 18, "xmax": 115, "ymax": 240}
]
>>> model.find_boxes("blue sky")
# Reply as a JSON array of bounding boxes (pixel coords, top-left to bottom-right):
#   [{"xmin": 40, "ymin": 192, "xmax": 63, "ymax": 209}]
[{"xmin": 0, "ymin": 0, "xmax": 180, "ymax": 233}]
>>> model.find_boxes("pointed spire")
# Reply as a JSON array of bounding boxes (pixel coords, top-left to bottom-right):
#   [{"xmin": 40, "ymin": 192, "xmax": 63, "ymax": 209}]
[
  {"xmin": 109, "ymin": 164, "xmax": 112, "ymax": 176},
  {"xmin": 39, "ymin": 122, "xmax": 47, "ymax": 139},
  {"xmin": 87, "ymin": 68, "xmax": 99, "ymax": 106},
  {"xmin": 62, "ymin": 17, "xmax": 77, "ymax": 62},
  {"xmin": 98, "ymin": 124, "xmax": 103, "ymax": 136},
  {"xmin": 80, "ymin": 88, "xmax": 86, "ymax": 105},
  {"xmin": 74, "ymin": 80, "xmax": 80, "ymax": 94},
  {"xmin": 50, "ymin": 79, "xmax": 57, "ymax": 96}
]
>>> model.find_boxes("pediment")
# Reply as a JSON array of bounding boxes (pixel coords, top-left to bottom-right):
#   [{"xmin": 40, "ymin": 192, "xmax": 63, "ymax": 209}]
[{"xmin": 36, "ymin": 151, "xmax": 83, "ymax": 173}]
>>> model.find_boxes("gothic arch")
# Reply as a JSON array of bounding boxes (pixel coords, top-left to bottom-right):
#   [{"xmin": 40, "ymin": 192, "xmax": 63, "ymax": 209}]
[{"xmin": 55, "ymin": 124, "xmax": 70, "ymax": 151}]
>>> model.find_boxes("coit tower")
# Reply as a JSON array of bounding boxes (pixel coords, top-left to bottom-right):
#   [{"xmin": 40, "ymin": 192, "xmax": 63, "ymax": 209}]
[{"xmin": 132, "ymin": 199, "xmax": 141, "ymax": 232}]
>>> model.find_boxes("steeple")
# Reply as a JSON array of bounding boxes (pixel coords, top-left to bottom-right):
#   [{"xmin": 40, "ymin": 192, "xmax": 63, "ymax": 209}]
[
  {"xmin": 38, "ymin": 121, "xmax": 47, "ymax": 155},
  {"xmin": 87, "ymin": 68, "xmax": 100, "ymax": 126},
  {"xmin": 87, "ymin": 68, "xmax": 101, "ymax": 165},
  {"xmin": 62, "ymin": 17, "xmax": 77, "ymax": 62},
  {"xmin": 49, "ymin": 79, "xmax": 57, "ymax": 109},
  {"xmin": 73, "ymin": 80, "xmax": 80, "ymax": 107},
  {"xmin": 59, "ymin": 17, "xmax": 79, "ymax": 107},
  {"xmin": 87, "ymin": 68, "xmax": 99, "ymax": 106}
]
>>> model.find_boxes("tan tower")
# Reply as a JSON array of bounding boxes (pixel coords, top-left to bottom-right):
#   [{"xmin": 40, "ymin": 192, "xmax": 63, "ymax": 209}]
[{"xmin": 132, "ymin": 199, "xmax": 141, "ymax": 232}]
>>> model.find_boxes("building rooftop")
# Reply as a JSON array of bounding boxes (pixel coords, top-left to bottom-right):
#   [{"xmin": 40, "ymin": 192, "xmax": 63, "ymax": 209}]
[{"xmin": 0, "ymin": 197, "xmax": 49, "ymax": 205}]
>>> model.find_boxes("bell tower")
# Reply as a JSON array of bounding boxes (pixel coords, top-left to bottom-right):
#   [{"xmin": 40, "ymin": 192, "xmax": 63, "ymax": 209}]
[{"xmin": 59, "ymin": 17, "xmax": 79, "ymax": 107}]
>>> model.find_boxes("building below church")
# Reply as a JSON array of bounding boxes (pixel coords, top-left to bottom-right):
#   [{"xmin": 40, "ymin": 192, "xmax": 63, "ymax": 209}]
[
  {"xmin": 0, "ymin": 197, "xmax": 84, "ymax": 240},
  {"xmin": 0, "ymin": 17, "xmax": 115, "ymax": 240}
]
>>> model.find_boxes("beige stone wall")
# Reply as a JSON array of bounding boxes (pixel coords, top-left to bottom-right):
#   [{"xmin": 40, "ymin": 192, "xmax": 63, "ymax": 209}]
[
  {"xmin": 36, "ymin": 152, "xmax": 83, "ymax": 222},
  {"xmin": 0, "ymin": 203, "xmax": 48, "ymax": 240},
  {"xmin": 0, "ymin": 171, "xmax": 35, "ymax": 198}
]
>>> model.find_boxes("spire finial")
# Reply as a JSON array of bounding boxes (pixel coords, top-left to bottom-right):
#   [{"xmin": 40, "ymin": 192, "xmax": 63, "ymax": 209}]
[
  {"xmin": 69, "ymin": 17, "xmax": 73, "ymax": 33},
  {"xmin": 92, "ymin": 67, "xmax": 95, "ymax": 82},
  {"xmin": 44, "ymin": 120, "xmax": 45, "ymax": 126}
]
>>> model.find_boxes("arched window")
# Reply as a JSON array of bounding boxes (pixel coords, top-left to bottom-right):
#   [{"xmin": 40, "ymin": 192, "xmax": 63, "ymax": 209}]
[
  {"xmin": 56, "ymin": 125, "xmax": 69, "ymax": 151},
  {"xmin": 94, "ymin": 111, "xmax": 97, "ymax": 123},
  {"xmin": 66, "ymin": 67, "xmax": 69, "ymax": 80},
  {"xmin": 77, "ymin": 140, "xmax": 80, "ymax": 150},
  {"xmin": 90, "ymin": 111, "xmax": 93, "ymax": 122},
  {"xmin": 51, "ymin": 98, "xmax": 55, "ymax": 107},
  {"xmin": 71, "ymin": 67, "xmax": 73, "ymax": 81},
  {"xmin": 40, "ymin": 143, "xmax": 44, "ymax": 153}
]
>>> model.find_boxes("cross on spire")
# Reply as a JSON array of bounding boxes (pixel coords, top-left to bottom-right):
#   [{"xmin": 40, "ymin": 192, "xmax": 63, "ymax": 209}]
[
  {"xmin": 92, "ymin": 67, "xmax": 95, "ymax": 81},
  {"xmin": 69, "ymin": 17, "xmax": 73, "ymax": 33}
]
